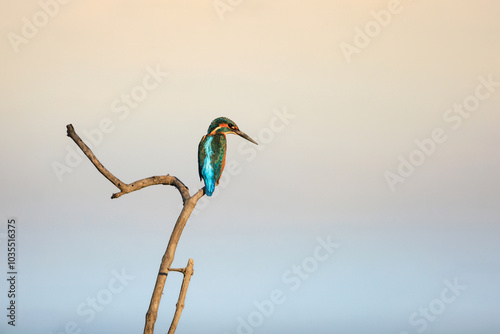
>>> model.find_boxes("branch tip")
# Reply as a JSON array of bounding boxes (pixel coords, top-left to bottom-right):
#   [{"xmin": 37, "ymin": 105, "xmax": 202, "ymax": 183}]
[{"xmin": 66, "ymin": 124, "xmax": 74, "ymax": 136}]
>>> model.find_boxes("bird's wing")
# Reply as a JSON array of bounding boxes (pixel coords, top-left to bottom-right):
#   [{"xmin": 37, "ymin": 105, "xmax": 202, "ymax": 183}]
[
  {"xmin": 197, "ymin": 135, "xmax": 206, "ymax": 181},
  {"xmin": 212, "ymin": 134, "xmax": 227, "ymax": 184}
]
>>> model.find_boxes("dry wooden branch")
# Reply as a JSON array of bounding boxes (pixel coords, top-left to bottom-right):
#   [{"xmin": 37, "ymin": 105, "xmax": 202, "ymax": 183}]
[
  {"xmin": 66, "ymin": 124, "xmax": 191, "ymax": 203},
  {"xmin": 168, "ymin": 258, "xmax": 194, "ymax": 334},
  {"xmin": 66, "ymin": 124, "xmax": 204, "ymax": 334},
  {"xmin": 144, "ymin": 188, "xmax": 203, "ymax": 334}
]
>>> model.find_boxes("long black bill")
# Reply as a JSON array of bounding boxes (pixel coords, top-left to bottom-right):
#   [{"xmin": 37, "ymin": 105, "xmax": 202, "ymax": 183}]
[{"xmin": 235, "ymin": 129, "xmax": 258, "ymax": 145}]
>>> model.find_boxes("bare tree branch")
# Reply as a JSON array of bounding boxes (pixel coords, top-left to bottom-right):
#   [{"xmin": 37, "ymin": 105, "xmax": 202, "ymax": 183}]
[
  {"xmin": 168, "ymin": 258, "xmax": 194, "ymax": 334},
  {"xmin": 66, "ymin": 124, "xmax": 191, "ymax": 203},
  {"xmin": 144, "ymin": 188, "xmax": 203, "ymax": 334},
  {"xmin": 66, "ymin": 124, "xmax": 206, "ymax": 334}
]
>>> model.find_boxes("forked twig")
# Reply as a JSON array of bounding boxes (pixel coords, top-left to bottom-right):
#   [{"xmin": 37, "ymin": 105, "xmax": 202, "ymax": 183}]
[{"xmin": 168, "ymin": 258, "xmax": 194, "ymax": 334}]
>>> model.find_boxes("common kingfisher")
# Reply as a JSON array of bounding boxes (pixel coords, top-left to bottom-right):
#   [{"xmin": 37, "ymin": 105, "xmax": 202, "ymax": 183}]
[{"xmin": 198, "ymin": 117, "xmax": 258, "ymax": 196}]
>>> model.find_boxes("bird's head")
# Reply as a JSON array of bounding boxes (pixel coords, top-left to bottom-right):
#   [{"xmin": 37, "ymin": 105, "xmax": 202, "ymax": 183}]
[{"xmin": 207, "ymin": 117, "xmax": 258, "ymax": 145}]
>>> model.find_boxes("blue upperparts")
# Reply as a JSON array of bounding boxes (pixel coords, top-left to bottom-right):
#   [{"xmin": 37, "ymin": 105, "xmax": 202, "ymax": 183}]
[{"xmin": 201, "ymin": 136, "xmax": 216, "ymax": 196}]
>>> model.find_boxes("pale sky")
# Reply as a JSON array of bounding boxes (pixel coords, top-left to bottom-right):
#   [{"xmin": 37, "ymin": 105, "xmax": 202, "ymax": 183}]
[{"xmin": 1, "ymin": 1, "xmax": 499, "ymax": 333}]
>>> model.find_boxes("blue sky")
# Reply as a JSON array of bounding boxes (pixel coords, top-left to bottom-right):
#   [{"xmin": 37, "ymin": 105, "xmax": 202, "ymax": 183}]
[{"xmin": 1, "ymin": 1, "xmax": 500, "ymax": 333}]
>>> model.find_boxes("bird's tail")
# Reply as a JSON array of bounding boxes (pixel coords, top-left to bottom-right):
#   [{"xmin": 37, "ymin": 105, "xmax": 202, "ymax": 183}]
[{"xmin": 204, "ymin": 179, "xmax": 215, "ymax": 196}]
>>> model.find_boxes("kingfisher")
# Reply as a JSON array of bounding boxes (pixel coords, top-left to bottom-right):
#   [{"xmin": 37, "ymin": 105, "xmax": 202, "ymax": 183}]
[{"xmin": 198, "ymin": 117, "xmax": 258, "ymax": 196}]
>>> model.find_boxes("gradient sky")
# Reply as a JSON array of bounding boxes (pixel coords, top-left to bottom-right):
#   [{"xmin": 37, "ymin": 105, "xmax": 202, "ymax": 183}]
[{"xmin": 1, "ymin": 1, "xmax": 500, "ymax": 333}]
